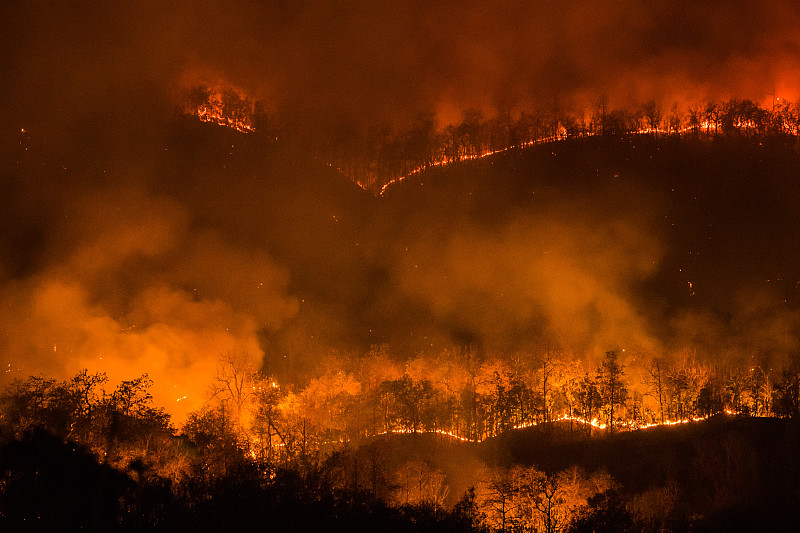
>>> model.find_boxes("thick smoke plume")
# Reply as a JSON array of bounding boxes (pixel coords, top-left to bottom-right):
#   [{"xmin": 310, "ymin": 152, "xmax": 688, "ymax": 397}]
[
  {"xmin": 391, "ymin": 198, "xmax": 665, "ymax": 356},
  {"xmin": 0, "ymin": 181, "xmax": 298, "ymax": 421}
]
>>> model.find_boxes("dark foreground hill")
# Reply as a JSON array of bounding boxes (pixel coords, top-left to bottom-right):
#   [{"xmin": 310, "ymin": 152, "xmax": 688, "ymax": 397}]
[
  {"xmin": 483, "ymin": 416, "xmax": 800, "ymax": 509},
  {"xmin": 365, "ymin": 415, "xmax": 800, "ymax": 531}
]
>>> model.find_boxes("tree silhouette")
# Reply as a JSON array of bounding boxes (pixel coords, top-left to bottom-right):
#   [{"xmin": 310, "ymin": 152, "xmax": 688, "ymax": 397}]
[
  {"xmin": 576, "ymin": 373, "xmax": 601, "ymax": 436},
  {"xmin": 773, "ymin": 368, "xmax": 800, "ymax": 418},
  {"xmin": 0, "ymin": 429, "xmax": 132, "ymax": 532},
  {"xmin": 642, "ymin": 100, "xmax": 662, "ymax": 133},
  {"xmin": 596, "ymin": 351, "xmax": 627, "ymax": 434},
  {"xmin": 567, "ymin": 489, "xmax": 635, "ymax": 533},
  {"xmin": 485, "ymin": 468, "xmax": 520, "ymax": 533}
]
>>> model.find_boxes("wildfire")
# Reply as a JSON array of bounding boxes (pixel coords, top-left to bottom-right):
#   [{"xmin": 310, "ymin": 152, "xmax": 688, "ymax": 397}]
[
  {"xmin": 187, "ymin": 85, "xmax": 256, "ymax": 134},
  {"xmin": 377, "ymin": 428, "xmax": 475, "ymax": 443},
  {"xmin": 183, "ymin": 85, "xmax": 797, "ymax": 198},
  {"xmin": 364, "ymin": 413, "xmax": 735, "ymax": 446},
  {"xmin": 195, "ymin": 107, "xmax": 254, "ymax": 134},
  {"xmin": 376, "ymin": 121, "xmax": 730, "ymax": 197},
  {"xmin": 379, "ymin": 135, "xmax": 563, "ymax": 197}
]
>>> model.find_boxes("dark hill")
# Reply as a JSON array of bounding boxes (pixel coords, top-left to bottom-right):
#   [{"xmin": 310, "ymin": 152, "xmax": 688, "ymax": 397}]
[
  {"xmin": 479, "ymin": 415, "xmax": 799, "ymax": 492},
  {"xmin": 483, "ymin": 415, "xmax": 800, "ymax": 531},
  {"xmin": 161, "ymin": 118, "xmax": 375, "ymax": 299},
  {"xmin": 158, "ymin": 119, "xmax": 388, "ymax": 373},
  {"xmin": 377, "ymin": 135, "xmax": 800, "ymax": 356},
  {"xmin": 5, "ymin": 120, "xmax": 800, "ymax": 371},
  {"xmin": 363, "ymin": 416, "xmax": 800, "ymax": 531},
  {"xmin": 382, "ymin": 135, "xmax": 800, "ymax": 304}
]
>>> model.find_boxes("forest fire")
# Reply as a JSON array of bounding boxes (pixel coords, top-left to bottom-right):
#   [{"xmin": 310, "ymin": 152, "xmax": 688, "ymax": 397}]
[
  {"xmin": 5, "ymin": 100, "xmax": 800, "ymax": 528},
  {"xmin": 195, "ymin": 107, "xmax": 254, "ymax": 133},
  {"xmin": 3, "ymin": 348, "xmax": 798, "ymax": 531},
  {"xmin": 185, "ymin": 86, "xmax": 799, "ymax": 197},
  {"xmin": 4, "ymin": 0, "xmax": 800, "ymax": 530},
  {"xmin": 188, "ymin": 86, "xmax": 256, "ymax": 134}
]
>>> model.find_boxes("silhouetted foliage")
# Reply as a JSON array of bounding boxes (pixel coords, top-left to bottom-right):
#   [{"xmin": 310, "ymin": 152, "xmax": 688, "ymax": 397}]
[
  {"xmin": 566, "ymin": 490, "xmax": 635, "ymax": 533},
  {"xmin": 3, "ymin": 363, "xmax": 800, "ymax": 531},
  {"xmin": 0, "ymin": 429, "xmax": 132, "ymax": 532},
  {"xmin": 597, "ymin": 351, "xmax": 627, "ymax": 434},
  {"xmin": 452, "ymin": 487, "xmax": 488, "ymax": 533},
  {"xmin": 773, "ymin": 369, "xmax": 800, "ymax": 418}
]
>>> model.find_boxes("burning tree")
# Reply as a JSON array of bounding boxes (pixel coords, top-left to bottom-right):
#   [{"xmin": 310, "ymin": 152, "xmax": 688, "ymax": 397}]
[
  {"xmin": 771, "ymin": 368, "xmax": 800, "ymax": 418},
  {"xmin": 574, "ymin": 373, "xmax": 602, "ymax": 435},
  {"xmin": 484, "ymin": 468, "xmax": 522, "ymax": 533},
  {"xmin": 596, "ymin": 351, "xmax": 627, "ymax": 434},
  {"xmin": 185, "ymin": 85, "xmax": 255, "ymax": 133},
  {"xmin": 209, "ymin": 352, "xmax": 259, "ymax": 433},
  {"xmin": 393, "ymin": 459, "xmax": 449, "ymax": 507}
]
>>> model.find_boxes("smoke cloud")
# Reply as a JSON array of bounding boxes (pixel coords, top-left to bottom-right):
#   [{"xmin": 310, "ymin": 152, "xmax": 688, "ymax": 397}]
[
  {"xmin": 4, "ymin": 1, "xmax": 800, "ymax": 139},
  {"xmin": 392, "ymin": 203, "xmax": 664, "ymax": 356},
  {"xmin": 0, "ymin": 182, "xmax": 298, "ymax": 421}
]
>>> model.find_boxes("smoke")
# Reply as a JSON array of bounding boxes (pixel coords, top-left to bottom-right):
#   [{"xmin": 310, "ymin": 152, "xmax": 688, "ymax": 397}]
[
  {"xmin": 4, "ymin": 1, "xmax": 800, "ymax": 141},
  {"xmin": 670, "ymin": 283, "xmax": 800, "ymax": 371},
  {"xmin": 0, "ymin": 183, "xmax": 298, "ymax": 422},
  {"xmin": 388, "ymin": 175, "xmax": 667, "ymax": 357}
]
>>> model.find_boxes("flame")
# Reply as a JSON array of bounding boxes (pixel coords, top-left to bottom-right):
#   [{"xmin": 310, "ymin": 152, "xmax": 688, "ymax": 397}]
[
  {"xmin": 234, "ymin": 370, "xmax": 749, "ymax": 455},
  {"xmin": 337, "ymin": 412, "xmax": 737, "ymax": 447},
  {"xmin": 187, "ymin": 86, "xmax": 256, "ymax": 134},
  {"xmin": 379, "ymin": 135, "xmax": 563, "ymax": 196},
  {"xmin": 195, "ymin": 107, "xmax": 255, "ymax": 134}
]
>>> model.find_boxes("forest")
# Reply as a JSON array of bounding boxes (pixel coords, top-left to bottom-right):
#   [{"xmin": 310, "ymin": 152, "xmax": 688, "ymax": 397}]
[
  {"xmin": 6, "ymin": 2, "xmax": 800, "ymax": 530},
  {"xmin": 185, "ymin": 85, "xmax": 800, "ymax": 192},
  {"xmin": 2, "ymin": 345, "xmax": 799, "ymax": 531},
  {"xmin": 4, "ymin": 94, "xmax": 800, "ymax": 530}
]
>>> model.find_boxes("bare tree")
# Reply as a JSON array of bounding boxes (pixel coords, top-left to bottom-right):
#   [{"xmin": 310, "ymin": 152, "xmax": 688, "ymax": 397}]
[
  {"xmin": 523, "ymin": 468, "xmax": 568, "ymax": 533},
  {"xmin": 539, "ymin": 350, "xmax": 556, "ymax": 424},
  {"xmin": 642, "ymin": 100, "xmax": 662, "ymax": 133},
  {"xmin": 595, "ymin": 95, "xmax": 609, "ymax": 136},
  {"xmin": 644, "ymin": 358, "xmax": 666, "ymax": 423},
  {"xmin": 393, "ymin": 460, "xmax": 449, "ymax": 507},
  {"xmin": 596, "ymin": 351, "xmax": 627, "ymax": 434},
  {"xmin": 485, "ymin": 469, "xmax": 520, "ymax": 533},
  {"xmin": 210, "ymin": 352, "xmax": 258, "ymax": 432}
]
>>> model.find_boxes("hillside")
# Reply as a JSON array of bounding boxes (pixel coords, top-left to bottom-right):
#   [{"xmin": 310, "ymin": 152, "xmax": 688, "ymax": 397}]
[
  {"xmin": 4, "ymin": 120, "xmax": 800, "ymax": 531},
  {"xmin": 376, "ymin": 134, "xmax": 800, "ymax": 357},
  {"xmin": 5, "ymin": 121, "xmax": 800, "ymax": 379},
  {"xmin": 362, "ymin": 415, "xmax": 800, "ymax": 531},
  {"xmin": 382, "ymin": 134, "xmax": 800, "ymax": 302}
]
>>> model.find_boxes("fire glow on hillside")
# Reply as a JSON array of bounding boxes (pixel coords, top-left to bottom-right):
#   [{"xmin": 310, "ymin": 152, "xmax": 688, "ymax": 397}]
[
  {"xmin": 3, "ymin": 1, "xmax": 800, "ymax": 530},
  {"xmin": 185, "ymin": 88, "xmax": 800, "ymax": 194}
]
